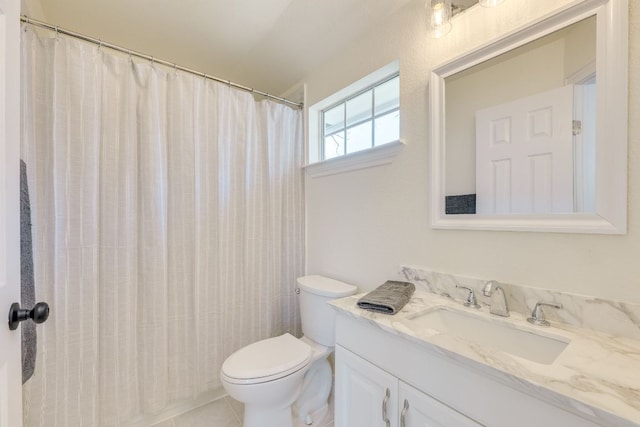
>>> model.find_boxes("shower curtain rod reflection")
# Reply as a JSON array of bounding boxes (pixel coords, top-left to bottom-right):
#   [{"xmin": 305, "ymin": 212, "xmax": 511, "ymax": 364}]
[{"xmin": 20, "ymin": 15, "xmax": 304, "ymax": 109}]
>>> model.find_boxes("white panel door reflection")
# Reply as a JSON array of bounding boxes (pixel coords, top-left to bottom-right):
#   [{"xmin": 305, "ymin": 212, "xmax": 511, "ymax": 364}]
[{"xmin": 475, "ymin": 85, "xmax": 574, "ymax": 214}]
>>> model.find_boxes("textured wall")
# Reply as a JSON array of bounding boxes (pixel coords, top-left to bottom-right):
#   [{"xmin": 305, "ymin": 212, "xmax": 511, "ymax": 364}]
[
  {"xmin": 303, "ymin": 0, "xmax": 640, "ymax": 302},
  {"xmin": 20, "ymin": 0, "xmax": 46, "ymax": 20}
]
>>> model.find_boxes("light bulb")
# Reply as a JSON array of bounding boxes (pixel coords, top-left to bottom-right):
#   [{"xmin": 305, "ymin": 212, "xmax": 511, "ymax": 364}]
[
  {"xmin": 432, "ymin": 2, "xmax": 447, "ymax": 26},
  {"xmin": 430, "ymin": 0, "xmax": 452, "ymax": 38}
]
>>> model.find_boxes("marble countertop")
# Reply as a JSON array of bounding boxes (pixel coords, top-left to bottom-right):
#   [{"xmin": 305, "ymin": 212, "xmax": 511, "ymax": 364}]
[{"xmin": 330, "ymin": 290, "xmax": 640, "ymax": 427}]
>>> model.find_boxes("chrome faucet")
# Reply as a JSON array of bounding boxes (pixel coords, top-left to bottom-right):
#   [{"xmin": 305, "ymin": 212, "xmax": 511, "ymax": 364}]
[
  {"xmin": 481, "ymin": 280, "xmax": 509, "ymax": 317},
  {"xmin": 456, "ymin": 285, "xmax": 480, "ymax": 309},
  {"xmin": 527, "ymin": 302, "xmax": 563, "ymax": 327}
]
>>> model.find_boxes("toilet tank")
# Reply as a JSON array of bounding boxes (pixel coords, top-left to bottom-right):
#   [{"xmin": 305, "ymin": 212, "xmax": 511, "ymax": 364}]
[{"xmin": 297, "ymin": 275, "xmax": 358, "ymax": 347}]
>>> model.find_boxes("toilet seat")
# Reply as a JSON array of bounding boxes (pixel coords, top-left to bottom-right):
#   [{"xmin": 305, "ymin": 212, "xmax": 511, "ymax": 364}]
[{"xmin": 221, "ymin": 333, "xmax": 312, "ymax": 385}]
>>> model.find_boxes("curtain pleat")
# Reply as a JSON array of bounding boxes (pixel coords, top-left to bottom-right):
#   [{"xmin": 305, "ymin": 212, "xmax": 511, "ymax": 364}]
[{"xmin": 21, "ymin": 26, "xmax": 304, "ymax": 426}]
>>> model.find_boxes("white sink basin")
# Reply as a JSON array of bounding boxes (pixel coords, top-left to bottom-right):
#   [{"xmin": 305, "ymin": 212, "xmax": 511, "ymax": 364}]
[{"xmin": 404, "ymin": 307, "xmax": 570, "ymax": 365}]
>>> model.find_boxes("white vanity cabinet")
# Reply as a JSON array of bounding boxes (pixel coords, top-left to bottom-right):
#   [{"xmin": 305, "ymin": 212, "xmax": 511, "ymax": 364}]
[
  {"xmin": 398, "ymin": 381, "xmax": 481, "ymax": 427},
  {"xmin": 335, "ymin": 344, "xmax": 481, "ymax": 427},
  {"xmin": 334, "ymin": 312, "xmax": 605, "ymax": 427},
  {"xmin": 335, "ymin": 345, "xmax": 397, "ymax": 427}
]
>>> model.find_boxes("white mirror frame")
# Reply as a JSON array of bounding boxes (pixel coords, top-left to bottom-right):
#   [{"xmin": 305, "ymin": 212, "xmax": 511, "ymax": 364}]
[{"xmin": 430, "ymin": 0, "xmax": 628, "ymax": 234}]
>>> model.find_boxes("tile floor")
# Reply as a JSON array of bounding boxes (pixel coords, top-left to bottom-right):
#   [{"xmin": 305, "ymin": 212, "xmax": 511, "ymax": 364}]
[{"xmin": 154, "ymin": 395, "xmax": 334, "ymax": 427}]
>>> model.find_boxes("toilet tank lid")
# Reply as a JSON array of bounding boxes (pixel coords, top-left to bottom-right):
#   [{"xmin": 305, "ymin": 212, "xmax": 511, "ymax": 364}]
[{"xmin": 297, "ymin": 275, "xmax": 358, "ymax": 298}]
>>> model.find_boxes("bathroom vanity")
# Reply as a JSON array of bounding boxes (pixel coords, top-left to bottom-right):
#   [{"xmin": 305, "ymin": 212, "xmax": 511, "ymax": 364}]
[{"xmin": 332, "ymin": 287, "xmax": 640, "ymax": 427}]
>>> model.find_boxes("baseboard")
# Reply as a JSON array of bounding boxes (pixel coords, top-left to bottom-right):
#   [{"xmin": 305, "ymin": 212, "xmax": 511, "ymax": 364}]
[{"xmin": 123, "ymin": 387, "xmax": 228, "ymax": 427}]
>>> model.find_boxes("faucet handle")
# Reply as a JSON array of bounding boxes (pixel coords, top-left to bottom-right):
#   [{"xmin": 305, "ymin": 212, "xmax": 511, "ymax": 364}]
[
  {"xmin": 456, "ymin": 285, "xmax": 480, "ymax": 309},
  {"xmin": 527, "ymin": 302, "xmax": 562, "ymax": 327}
]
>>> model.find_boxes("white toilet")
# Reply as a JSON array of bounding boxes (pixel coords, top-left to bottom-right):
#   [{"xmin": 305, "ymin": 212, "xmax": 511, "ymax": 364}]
[{"xmin": 220, "ymin": 275, "xmax": 357, "ymax": 427}]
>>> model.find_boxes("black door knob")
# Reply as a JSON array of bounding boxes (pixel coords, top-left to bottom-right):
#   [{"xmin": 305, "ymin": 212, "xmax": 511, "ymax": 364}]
[{"xmin": 8, "ymin": 302, "xmax": 50, "ymax": 331}]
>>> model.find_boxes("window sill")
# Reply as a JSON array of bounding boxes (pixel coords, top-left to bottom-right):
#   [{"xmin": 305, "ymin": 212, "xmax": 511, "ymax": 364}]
[{"xmin": 303, "ymin": 140, "xmax": 405, "ymax": 178}]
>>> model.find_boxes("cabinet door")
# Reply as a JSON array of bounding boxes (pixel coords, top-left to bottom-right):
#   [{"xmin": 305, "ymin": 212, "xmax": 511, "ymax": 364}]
[
  {"xmin": 398, "ymin": 382, "xmax": 482, "ymax": 427},
  {"xmin": 335, "ymin": 345, "xmax": 398, "ymax": 427}
]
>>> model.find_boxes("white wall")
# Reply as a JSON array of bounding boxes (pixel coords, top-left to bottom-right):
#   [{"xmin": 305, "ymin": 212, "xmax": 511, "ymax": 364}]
[
  {"xmin": 564, "ymin": 16, "xmax": 597, "ymax": 78},
  {"xmin": 20, "ymin": 0, "xmax": 45, "ymax": 20},
  {"xmin": 302, "ymin": 0, "xmax": 640, "ymax": 303}
]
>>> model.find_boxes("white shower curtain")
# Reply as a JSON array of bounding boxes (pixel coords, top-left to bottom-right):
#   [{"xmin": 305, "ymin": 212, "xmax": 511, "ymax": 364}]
[{"xmin": 20, "ymin": 26, "xmax": 304, "ymax": 426}]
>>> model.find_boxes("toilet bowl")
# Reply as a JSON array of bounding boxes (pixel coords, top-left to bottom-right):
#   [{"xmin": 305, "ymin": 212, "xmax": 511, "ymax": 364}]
[
  {"xmin": 220, "ymin": 275, "xmax": 357, "ymax": 427},
  {"xmin": 292, "ymin": 336, "xmax": 333, "ymax": 425},
  {"xmin": 221, "ymin": 333, "xmax": 312, "ymax": 427}
]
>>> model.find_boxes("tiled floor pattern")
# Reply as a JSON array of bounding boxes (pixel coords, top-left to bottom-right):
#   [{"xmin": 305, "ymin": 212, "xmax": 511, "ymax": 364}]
[{"xmin": 154, "ymin": 395, "xmax": 334, "ymax": 427}]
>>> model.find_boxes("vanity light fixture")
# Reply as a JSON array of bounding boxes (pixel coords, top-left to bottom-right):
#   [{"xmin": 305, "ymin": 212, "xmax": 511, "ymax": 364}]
[
  {"xmin": 429, "ymin": 0, "xmax": 507, "ymax": 38},
  {"xmin": 429, "ymin": 0, "xmax": 452, "ymax": 38}
]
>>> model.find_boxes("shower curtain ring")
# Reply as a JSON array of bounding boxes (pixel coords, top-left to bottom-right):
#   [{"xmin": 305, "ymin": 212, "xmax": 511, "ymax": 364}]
[{"xmin": 55, "ymin": 26, "xmax": 59, "ymax": 40}]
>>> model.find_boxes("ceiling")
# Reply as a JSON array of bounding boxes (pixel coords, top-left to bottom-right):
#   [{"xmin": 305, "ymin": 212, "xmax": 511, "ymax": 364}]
[{"xmin": 33, "ymin": 0, "xmax": 415, "ymax": 98}]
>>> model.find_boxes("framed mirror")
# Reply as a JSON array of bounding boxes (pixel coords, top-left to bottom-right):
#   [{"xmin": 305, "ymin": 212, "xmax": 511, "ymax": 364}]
[{"xmin": 429, "ymin": 0, "xmax": 628, "ymax": 233}]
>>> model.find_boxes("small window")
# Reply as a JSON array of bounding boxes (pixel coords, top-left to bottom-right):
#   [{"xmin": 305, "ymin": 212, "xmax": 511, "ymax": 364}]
[
  {"xmin": 321, "ymin": 75, "xmax": 400, "ymax": 160},
  {"xmin": 306, "ymin": 62, "xmax": 404, "ymax": 177}
]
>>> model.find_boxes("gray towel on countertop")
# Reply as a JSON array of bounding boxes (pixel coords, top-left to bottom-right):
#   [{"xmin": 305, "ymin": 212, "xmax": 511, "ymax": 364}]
[
  {"xmin": 20, "ymin": 160, "xmax": 36, "ymax": 384},
  {"xmin": 357, "ymin": 281, "xmax": 415, "ymax": 315}
]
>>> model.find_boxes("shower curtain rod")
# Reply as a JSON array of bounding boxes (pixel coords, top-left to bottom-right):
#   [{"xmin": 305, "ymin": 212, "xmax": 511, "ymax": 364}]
[{"xmin": 20, "ymin": 16, "xmax": 304, "ymax": 109}]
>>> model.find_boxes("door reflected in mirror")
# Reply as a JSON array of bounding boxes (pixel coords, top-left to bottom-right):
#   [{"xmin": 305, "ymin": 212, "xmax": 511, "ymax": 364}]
[{"xmin": 444, "ymin": 16, "xmax": 596, "ymax": 215}]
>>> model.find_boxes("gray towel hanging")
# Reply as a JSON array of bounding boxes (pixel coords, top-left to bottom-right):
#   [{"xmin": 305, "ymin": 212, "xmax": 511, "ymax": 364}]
[{"xmin": 20, "ymin": 159, "xmax": 37, "ymax": 384}]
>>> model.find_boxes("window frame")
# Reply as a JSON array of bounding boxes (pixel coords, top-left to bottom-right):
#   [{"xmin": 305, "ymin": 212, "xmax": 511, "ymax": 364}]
[
  {"xmin": 321, "ymin": 74, "xmax": 400, "ymax": 160},
  {"xmin": 305, "ymin": 62, "xmax": 404, "ymax": 177}
]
